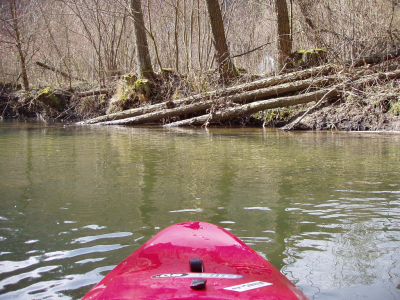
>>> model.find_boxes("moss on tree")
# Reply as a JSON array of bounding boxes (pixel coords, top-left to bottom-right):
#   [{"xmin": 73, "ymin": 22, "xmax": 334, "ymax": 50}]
[
  {"xmin": 286, "ymin": 49, "xmax": 328, "ymax": 69},
  {"xmin": 134, "ymin": 79, "xmax": 152, "ymax": 103}
]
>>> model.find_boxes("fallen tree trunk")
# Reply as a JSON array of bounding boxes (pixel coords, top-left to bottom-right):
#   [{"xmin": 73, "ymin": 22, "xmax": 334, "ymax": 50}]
[
  {"xmin": 164, "ymin": 88, "xmax": 341, "ymax": 127},
  {"xmin": 97, "ymin": 75, "xmax": 338, "ymax": 125},
  {"xmin": 76, "ymin": 88, "xmax": 111, "ymax": 97},
  {"xmin": 341, "ymin": 69, "xmax": 400, "ymax": 90},
  {"xmin": 200, "ymin": 64, "xmax": 334, "ymax": 96},
  {"xmin": 79, "ymin": 101, "xmax": 173, "ymax": 124},
  {"xmin": 79, "ymin": 65, "xmax": 334, "ymax": 124},
  {"xmin": 343, "ymin": 49, "xmax": 400, "ymax": 67},
  {"xmin": 100, "ymin": 101, "xmax": 213, "ymax": 125},
  {"xmin": 164, "ymin": 69, "xmax": 400, "ymax": 127},
  {"xmin": 36, "ymin": 61, "xmax": 86, "ymax": 82}
]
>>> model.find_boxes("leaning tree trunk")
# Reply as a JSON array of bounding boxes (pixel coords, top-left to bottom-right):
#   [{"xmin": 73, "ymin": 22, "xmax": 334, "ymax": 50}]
[
  {"xmin": 131, "ymin": 0, "xmax": 155, "ymax": 80},
  {"xmin": 206, "ymin": 0, "xmax": 238, "ymax": 82}
]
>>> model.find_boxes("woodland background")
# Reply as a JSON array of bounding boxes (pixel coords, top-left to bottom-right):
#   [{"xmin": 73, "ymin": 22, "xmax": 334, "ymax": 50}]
[{"xmin": 1, "ymin": 0, "xmax": 399, "ymax": 89}]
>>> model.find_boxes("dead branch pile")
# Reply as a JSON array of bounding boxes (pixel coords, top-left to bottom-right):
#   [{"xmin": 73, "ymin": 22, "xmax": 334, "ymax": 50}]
[{"xmin": 79, "ymin": 50, "xmax": 400, "ymax": 127}]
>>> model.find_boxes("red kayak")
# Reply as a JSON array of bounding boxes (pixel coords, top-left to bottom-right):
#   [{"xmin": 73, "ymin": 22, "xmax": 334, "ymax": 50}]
[{"xmin": 82, "ymin": 222, "xmax": 309, "ymax": 299}]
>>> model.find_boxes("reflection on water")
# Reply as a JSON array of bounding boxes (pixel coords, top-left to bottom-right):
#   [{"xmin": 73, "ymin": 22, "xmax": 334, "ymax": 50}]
[{"xmin": 0, "ymin": 120, "xmax": 400, "ymax": 299}]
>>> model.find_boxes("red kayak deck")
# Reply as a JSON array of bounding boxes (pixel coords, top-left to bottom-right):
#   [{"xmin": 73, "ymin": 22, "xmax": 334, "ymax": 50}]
[{"xmin": 82, "ymin": 222, "xmax": 309, "ymax": 300}]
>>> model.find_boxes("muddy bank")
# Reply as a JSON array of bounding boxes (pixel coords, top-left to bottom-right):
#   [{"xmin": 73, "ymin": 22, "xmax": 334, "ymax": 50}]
[
  {"xmin": 270, "ymin": 79, "xmax": 400, "ymax": 131},
  {"xmin": 280, "ymin": 99, "xmax": 400, "ymax": 131}
]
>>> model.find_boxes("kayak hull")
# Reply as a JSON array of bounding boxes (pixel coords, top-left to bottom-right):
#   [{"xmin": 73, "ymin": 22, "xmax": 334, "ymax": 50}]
[{"xmin": 82, "ymin": 222, "xmax": 309, "ymax": 300}]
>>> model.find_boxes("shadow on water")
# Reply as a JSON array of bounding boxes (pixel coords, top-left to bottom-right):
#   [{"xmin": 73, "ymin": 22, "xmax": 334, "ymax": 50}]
[
  {"xmin": 138, "ymin": 152, "xmax": 161, "ymax": 236},
  {"xmin": 208, "ymin": 154, "xmax": 236, "ymax": 226}
]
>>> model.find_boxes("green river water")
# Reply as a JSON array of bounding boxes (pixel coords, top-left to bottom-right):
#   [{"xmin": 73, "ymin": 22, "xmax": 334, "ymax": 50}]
[{"xmin": 0, "ymin": 120, "xmax": 399, "ymax": 299}]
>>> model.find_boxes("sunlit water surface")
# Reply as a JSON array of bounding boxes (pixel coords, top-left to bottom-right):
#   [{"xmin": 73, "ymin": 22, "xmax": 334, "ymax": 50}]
[{"xmin": 0, "ymin": 120, "xmax": 399, "ymax": 299}]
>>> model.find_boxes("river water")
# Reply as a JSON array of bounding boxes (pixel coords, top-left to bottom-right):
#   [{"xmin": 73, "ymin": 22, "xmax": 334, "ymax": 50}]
[{"xmin": 0, "ymin": 120, "xmax": 399, "ymax": 299}]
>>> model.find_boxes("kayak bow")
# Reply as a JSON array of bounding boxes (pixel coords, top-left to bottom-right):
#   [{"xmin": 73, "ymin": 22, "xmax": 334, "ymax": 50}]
[{"xmin": 82, "ymin": 222, "xmax": 309, "ymax": 300}]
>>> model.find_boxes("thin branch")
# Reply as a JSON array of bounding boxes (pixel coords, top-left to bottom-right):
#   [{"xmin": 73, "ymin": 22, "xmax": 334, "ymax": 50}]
[{"xmin": 232, "ymin": 42, "xmax": 273, "ymax": 58}]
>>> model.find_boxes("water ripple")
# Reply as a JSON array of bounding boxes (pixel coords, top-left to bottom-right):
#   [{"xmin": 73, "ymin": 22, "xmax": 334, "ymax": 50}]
[
  {"xmin": 44, "ymin": 244, "xmax": 127, "ymax": 262},
  {"xmin": 0, "ymin": 265, "xmax": 61, "ymax": 291},
  {"xmin": 243, "ymin": 207, "xmax": 271, "ymax": 211},
  {"xmin": 169, "ymin": 208, "xmax": 203, "ymax": 213},
  {"xmin": 0, "ymin": 257, "xmax": 41, "ymax": 274},
  {"xmin": 82, "ymin": 225, "xmax": 107, "ymax": 230},
  {"xmin": 0, "ymin": 266, "xmax": 114, "ymax": 300},
  {"xmin": 71, "ymin": 232, "xmax": 133, "ymax": 244}
]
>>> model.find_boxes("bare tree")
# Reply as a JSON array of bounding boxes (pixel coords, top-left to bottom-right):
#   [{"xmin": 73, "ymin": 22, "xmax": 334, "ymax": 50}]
[
  {"xmin": 205, "ymin": 0, "xmax": 238, "ymax": 82},
  {"xmin": 6, "ymin": 0, "xmax": 30, "ymax": 90},
  {"xmin": 56, "ymin": 0, "xmax": 132, "ymax": 85},
  {"xmin": 131, "ymin": 0, "xmax": 155, "ymax": 80},
  {"xmin": 275, "ymin": 0, "xmax": 292, "ymax": 71}
]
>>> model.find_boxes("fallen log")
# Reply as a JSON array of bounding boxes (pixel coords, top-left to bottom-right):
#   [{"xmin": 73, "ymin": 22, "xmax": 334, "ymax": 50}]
[
  {"xmin": 76, "ymin": 88, "xmax": 111, "ymax": 97},
  {"xmin": 164, "ymin": 69, "xmax": 400, "ymax": 127},
  {"xmin": 79, "ymin": 101, "xmax": 172, "ymax": 125},
  {"xmin": 36, "ymin": 61, "xmax": 86, "ymax": 82},
  {"xmin": 79, "ymin": 65, "xmax": 334, "ymax": 124},
  {"xmin": 96, "ymin": 75, "xmax": 338, "ymax": 125},
  {"xmin": 343, "ymin": 49, "xmax": 400, "ymax": 67},
  {"xmin": 100, "ymin": 101, "xmax": 212, "ymax": 125},
  {"xmin": 164, "ymin": 88, "xmax": 341, "ymax": 127},
  {"xmin": 200, "ymin": 64, "xmax": 334, "ymax": 96},
  {"xmin": 341, "ymin": 69, "xmax": 400, "ymax": 90}
]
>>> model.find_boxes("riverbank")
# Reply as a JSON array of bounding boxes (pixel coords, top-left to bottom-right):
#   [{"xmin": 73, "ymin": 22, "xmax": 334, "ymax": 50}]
[{"xmin": 1, "ymin": 64, "xmax": 400, "ymax": 131}]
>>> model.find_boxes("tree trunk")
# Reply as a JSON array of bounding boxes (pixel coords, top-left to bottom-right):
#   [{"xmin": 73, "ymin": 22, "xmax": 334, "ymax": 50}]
[
  {"xmin": 205, "ymin": 0, "xmax": 238, "ymax": 82},
  {"xmin": 131, "ymin": 0, "xmax": 155, "ymax": 80},
  {"xmin": 9, "ymin": 0, "xmax": 29, "ymax": 91},
  {"xmin": 275, "ymin": 0, "xmax": 292, "ymax": 71},
  {"xmin": 174, "ymin": 0, "xmax": 180, "ymax": 72}
]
